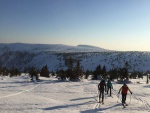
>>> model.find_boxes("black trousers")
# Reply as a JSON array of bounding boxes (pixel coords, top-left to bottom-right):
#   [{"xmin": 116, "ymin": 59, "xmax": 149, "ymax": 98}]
[
  {"xmin": 107, "ymin": 87, "xmax": 112, "ymax": 96},
  {"xmin": 122, "ymin": 93, "xmax": 127, "ymax": 104},
  {"xmin": 99, "ymin": 89, "xmax": 104, "ymax": 102}
]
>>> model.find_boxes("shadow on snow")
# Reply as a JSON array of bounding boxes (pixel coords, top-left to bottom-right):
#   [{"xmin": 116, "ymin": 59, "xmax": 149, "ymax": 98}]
[{"xmin": 43, "ymin": 99, "xmax": 121, "ymax": 113}]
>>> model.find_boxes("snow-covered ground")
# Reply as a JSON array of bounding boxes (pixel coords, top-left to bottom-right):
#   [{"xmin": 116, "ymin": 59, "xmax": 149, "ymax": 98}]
[{"xmin": 0, "ymin": 74, "xmax": 150, "ymax": 113}]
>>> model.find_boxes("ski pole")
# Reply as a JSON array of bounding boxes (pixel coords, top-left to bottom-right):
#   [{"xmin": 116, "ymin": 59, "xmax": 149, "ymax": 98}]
[
  {"xmin": 129, "ymin": 94, "xmax": 131, "ymax": 104},
  {"xmin": 97, "ymin": 89, "xmax": 99, "ymax": 101},
  {"xmin": 112, "ymin": 89, "xmax": 119, "ymax": 102},
  {"xmin": 96, "ymin": 88, "xmax": 99, "ymax": 102},
  {"xmin": 117, "ymin": 93, "xmax": 120, "ymax": 103},
  {"xmin": 129, "ymin": 93, "xmax": 132, "ymax": 104}
]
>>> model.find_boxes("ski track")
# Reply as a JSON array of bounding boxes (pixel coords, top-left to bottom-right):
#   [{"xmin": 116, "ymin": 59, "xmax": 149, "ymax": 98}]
[
  {"xmin": 131, "ymin": 84, "xmax": 150, "ymax": 111},
  {"xmin": 132, "ymin": 95, "xmax": 150, "ymax": 110},
  {"xmin": 1, "ymin": 76, "xmax": 150, "ymax": 113},
  {"xmin": 112, "ymin": 86, "xmax": 150, "ymax": 112},
  {"xmin": 0, "ymin": 84, "xmax": 39, "ymax": 99},
  {"xmin": 91, "ymin": 86, "xmax": 150, "ymax": 113},
  {"xmin": 0, "ymin": 76, "xmax": 52, "ymax": 99}
]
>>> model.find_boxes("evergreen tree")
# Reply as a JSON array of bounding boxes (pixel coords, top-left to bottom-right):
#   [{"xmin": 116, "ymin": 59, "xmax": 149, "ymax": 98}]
[
  {"xmin": 118, "ymin": 68, "xmax": 128, "ymax": 81},
  {"xmin": 129, "ymin": 72, "xmax": 135, "ymax": 79},
  {"xmin": 146, "ymin": 74, "xmax": 149, "ymax": 84},
  {"xmin": 124, "ymin": 61, "xmax": 130, "ymax": 80},
  {"xmin": 85, "ymin": 69, "xmax": 90, "ymax": 79},
  {"xmin": 73, "ymin": 60, "xmax": 83, "ymax": 81},
  {"xmin": 92, "ymin": 65, "xmax": 101, "ymax": 80},
  {"xmin": 101, "ymin": 65, "xmax": 107, "ymax": 79},
  {"xmin": 130, "ymin": 71, "xmax": 142, "ymax": 79},
  {"xmin": 40, "ymin": 65, "xmax": 49, "ymax": 78},
  {"xmin": 108, "ymin": 68, "xmax": 118, "ymax": 80},
  {"xmin": 2, "ymin": 67, "xmax": 9, "ymax": 76},
  {"xmin": 66, "ymin": 57, "xmax": 74, "ymax": 80},
  {"xmin": 57, "ymin": 69, "xmax": 66, "ymax": 80},
  {"xmin": 66, "ymin": 57, "xmax": 82, "ymax": 81},
  {"xmin": 9, "ymin": 68, "xmax": 21, "ymax": 77},
  {"xmin": 51, "ymin": 71, "xmax": 55, "ymax": 76},
  {"xmin": 66, "ymin": 68, "xmax": 73, "ymax": 80},
  {"xmin": 29, "ymin": 67, "xmax": 38, "ymax": 81},
  {"xmin": 102, "ymin": 66, "xmax": 106, "ymax": 74}
]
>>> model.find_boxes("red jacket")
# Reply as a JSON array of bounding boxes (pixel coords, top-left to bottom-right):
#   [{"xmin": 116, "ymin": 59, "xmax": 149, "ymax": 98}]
[{"xmin": 119, "ymin": 85, "xmax": 132, "ymax": 94}]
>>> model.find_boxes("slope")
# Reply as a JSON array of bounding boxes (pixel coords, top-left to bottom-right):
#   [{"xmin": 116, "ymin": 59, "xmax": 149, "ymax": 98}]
[{"xmin": 0, "ymin": 74, "xmax": 150, "ymax": 113}]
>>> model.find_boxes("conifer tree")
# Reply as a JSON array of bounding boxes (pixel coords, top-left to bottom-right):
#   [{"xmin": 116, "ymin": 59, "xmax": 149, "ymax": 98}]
[
  {"xmin": 2, "ymin": 67, "xmax": 9, "ymax": 76},
  {"xmin": 29, "ymin": 67, "xmax": 38, "ymax": 81},
  {"xmin": 118, "ymin": 68, "xmax": 128, "ymax": 81},
  {"xmin": 40, "ymin": 65, "xmax": 49, "ymax": 78},
  {"xmin": 101, "ymin": 65, "xmax": 107, "ymax": 79},
  {"xmin": 85, "ymin": 69, "xmax": 90, "ymax": 79},
  {"xmin": 146, "ymin": 74, "xmax": 149, "ymax": 84},
  {"xmin": 57, "ymin": 69, "xmax": 66, "ymax": 80},
  {"xmin": 108, "ymin": 68, "xmax": 118, "ymax": 80},
  {"xmin": 51, "ymin": 71, "xmax": 55, "ymax": 76},
  {"xmin": 92, "ymin": 65, "xmax": 101, "ymax": 80},
  {"xmin": 9, "ymin": 68, "xmax": 21, "ymax": 77},
  {"xmin": 73, "ymin": 60, "xmax": 82, "ymax": 81},
  {"xmin": 66, "ymin": 57, "xmax": 74, "ymax": 80}
]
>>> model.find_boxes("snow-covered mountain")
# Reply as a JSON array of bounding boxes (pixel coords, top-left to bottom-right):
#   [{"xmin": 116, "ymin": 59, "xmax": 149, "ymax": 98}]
[
  {"xmin": 0, "ymin": 43, "xmax": 110, "ymax": 53},
  {"xmin": 0, "ymin": 43, "xmax": 150, "ymax": 72}
]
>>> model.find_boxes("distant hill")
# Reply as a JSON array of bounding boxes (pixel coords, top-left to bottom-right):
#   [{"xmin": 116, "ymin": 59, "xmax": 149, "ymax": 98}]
[
  {"xmin": 0, "ymin": 43, "xmax": 110, "ymax": 53},
  {"xmin": 0, "ymin": 43, "xmax": 150, "ymax": 72}
]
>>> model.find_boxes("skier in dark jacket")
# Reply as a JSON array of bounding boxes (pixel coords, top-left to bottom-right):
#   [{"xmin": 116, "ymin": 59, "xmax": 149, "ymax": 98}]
[
  {"xmin": 107, "ymin": 80, "xmax": 113, "ymax": 96},
  {"xmin": 98, "ymin": 80, "xmax": 106, "ymax": 104},
  {"xmin": 118, "ymin": 83, "xmax": 132, "ymax": 105}
]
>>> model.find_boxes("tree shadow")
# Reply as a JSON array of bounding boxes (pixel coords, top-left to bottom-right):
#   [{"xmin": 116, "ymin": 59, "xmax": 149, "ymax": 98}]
[
  {"xmin": 43, "ymin": 101, "xmax": 94, "ymax": 111},
  {"xmin": 143, "ymin": 85, "xmax": 150, "ymax": 88},
  {"xmin": 43, "ymin": 95, "xmax": 121, "ymax": 113},
  {"xmin": 80, "ymin": 103, "xmax": 121, "ymax": 113},
  {"xmin": 70, "ymin": 96, "xmax": 96, "ymax": 101}
]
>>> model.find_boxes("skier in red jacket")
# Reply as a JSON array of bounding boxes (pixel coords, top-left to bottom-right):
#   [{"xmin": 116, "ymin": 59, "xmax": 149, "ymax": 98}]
[{"xmin": 118, "ymin": 83, "xmax": 132, "ymax": 105}]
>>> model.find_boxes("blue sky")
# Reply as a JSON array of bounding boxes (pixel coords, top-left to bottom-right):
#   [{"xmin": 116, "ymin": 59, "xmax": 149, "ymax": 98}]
[{"xmin": 0, "ymin": 0, "xmax": 150, "ymax": 51}]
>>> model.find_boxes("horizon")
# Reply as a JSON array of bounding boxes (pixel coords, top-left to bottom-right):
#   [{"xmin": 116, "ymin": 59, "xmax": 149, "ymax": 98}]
[
  {"xmin": 0, "ymin": 0, "xmax": 150, "ymax": 51},
  {"xmin": 1, "ymin": 42, "xmax": 150, "ymax": 52}
]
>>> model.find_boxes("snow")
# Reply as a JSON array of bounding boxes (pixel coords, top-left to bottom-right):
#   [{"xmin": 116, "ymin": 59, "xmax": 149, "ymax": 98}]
[
  {"xmin": 1, "ymin": 43, "xmax": 150, "ymax": 72},
  {"xmin": 0, "ymin": 74, "xmax": 150, "ymax": 113}
]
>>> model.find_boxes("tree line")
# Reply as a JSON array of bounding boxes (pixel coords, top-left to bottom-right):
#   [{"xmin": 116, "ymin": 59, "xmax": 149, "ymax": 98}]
[{"xmin": 0, "ymin": 57, "xmax": 150, "ymax": 82}]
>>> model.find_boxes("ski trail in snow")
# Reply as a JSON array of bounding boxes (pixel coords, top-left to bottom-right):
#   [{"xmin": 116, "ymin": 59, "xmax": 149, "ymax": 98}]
[
  {"xmin": 132, "ymin": 95, "xmax": 150, "ymax": 110},
  {"xmin": 94, "ymin": 102, "xmax": 100, "ymax": 109},
  {"xmin": 0, "ymin": 79, "xmax": 53, "ymax": 99},
  {"xmin": 0, "ymin": 84, "xmax": 39, "ymax": 99},
  {"xmin": 112, "ymin": 89, "xmax": 122, "ymax": 103}
]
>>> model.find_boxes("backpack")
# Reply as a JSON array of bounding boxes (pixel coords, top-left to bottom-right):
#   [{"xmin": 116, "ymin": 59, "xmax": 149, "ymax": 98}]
[
  {"xmin": 98, "ymin": 81, "xmax": 106, "ymax": 90},
  {"xmin": 107, "ymin": 81, "xmax": 112, "ymax": 88}
]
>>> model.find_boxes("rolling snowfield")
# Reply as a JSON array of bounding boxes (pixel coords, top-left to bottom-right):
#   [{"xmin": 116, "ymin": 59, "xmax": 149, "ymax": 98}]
[{"xmin": 0, "ymin": 74, "xmax": 150, "ymax": 113}]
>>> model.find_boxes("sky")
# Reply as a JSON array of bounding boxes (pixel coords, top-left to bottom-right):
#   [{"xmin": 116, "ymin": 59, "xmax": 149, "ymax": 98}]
[{"xmin": 0, "ymin": 0, "xmax": 150, "ymax": 51}]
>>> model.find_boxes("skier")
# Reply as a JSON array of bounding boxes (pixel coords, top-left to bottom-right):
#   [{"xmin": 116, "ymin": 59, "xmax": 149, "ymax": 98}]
[
  {"xmin": 98, "ymin": 80, "xmax": 106, "ymax": 104},
  {"xmin": 107, "ymin": 80, "xmax": 113, "ymax": 96},
  {"xmin": 118, "ymin": 83, "xmax": 132, "ymax": 106}
]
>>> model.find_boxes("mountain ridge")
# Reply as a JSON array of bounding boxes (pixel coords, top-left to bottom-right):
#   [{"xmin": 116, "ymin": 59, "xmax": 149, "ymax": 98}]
[
  {"xmin": 0, "ymin": 43, "xmax": 111, "ymax": 53},
  {"xmin": 0, "ymin": 43, "xmax": 150, "ymax": 72}
]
